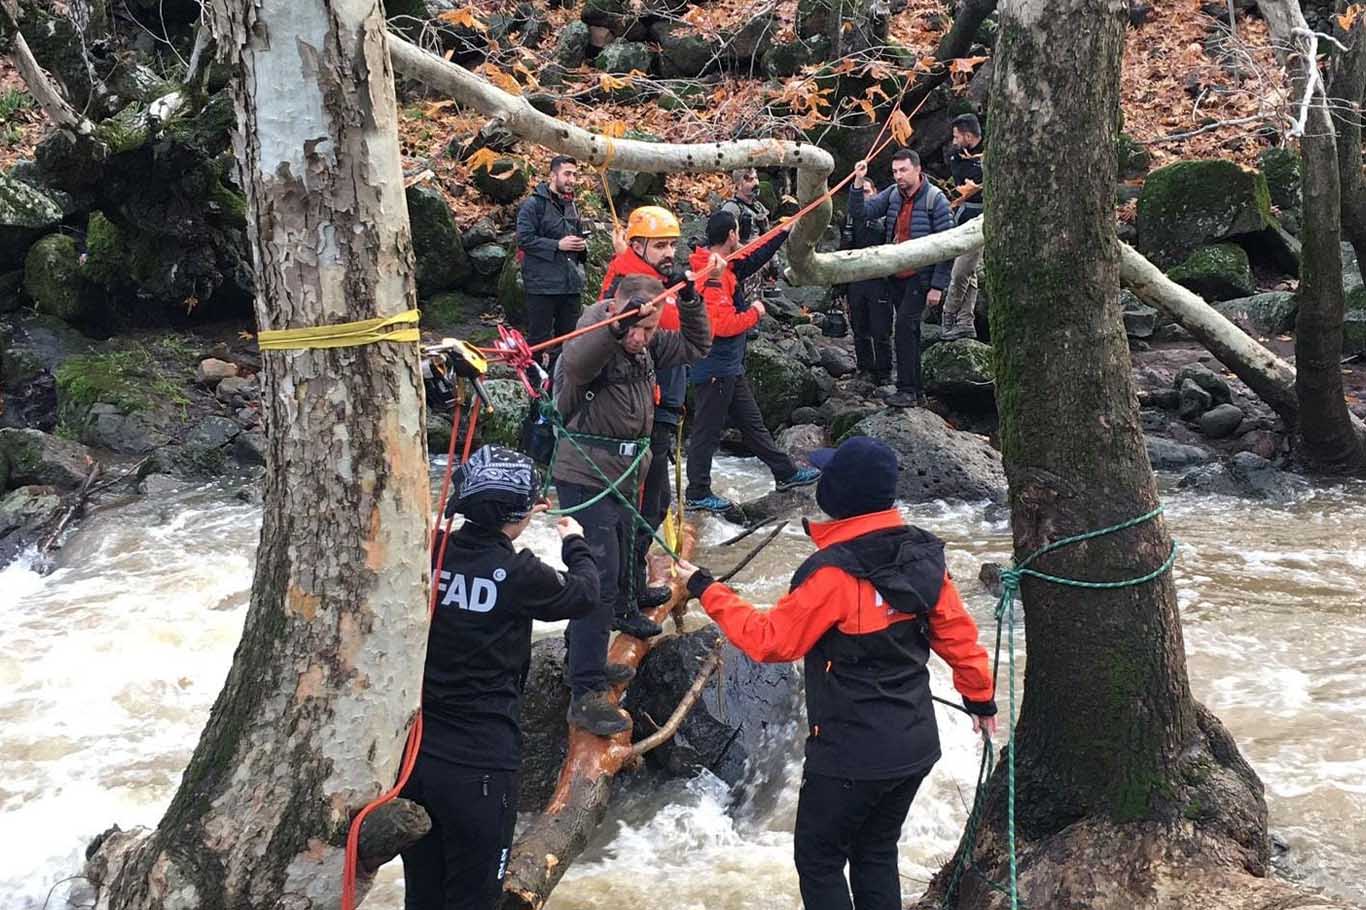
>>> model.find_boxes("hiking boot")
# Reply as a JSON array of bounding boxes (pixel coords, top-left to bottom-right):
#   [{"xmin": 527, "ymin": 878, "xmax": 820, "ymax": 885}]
[
  {"xmin": 567, "ymin": 691, "xmax": 631, "ymax": 736},
  {"xmin": 605, "ymin": 662, "xmax": 636, "ymax": 685},
  {"xmin": 686, "ymin": 494, "xmax": 735, "ymax": 513},
  {"xmin": 776, "ymin": 467, "xmax": 821, "ymax": 491},
  {"xmin": 886, "ymin": 390, "xmax": 921, "ymax": 408},
  {"xmin": 637, "ymin": 584, "xmax": 672, "ymax": 610},
  {"xmin": 613, "ymin": 609, "xmax": 664, "ymax": 639}
]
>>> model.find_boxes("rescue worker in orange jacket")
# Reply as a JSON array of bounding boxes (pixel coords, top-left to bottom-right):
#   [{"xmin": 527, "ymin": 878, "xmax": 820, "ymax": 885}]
[{"xmin": 677, "ymin": 436, "xmax": 997, "ymax": 910}]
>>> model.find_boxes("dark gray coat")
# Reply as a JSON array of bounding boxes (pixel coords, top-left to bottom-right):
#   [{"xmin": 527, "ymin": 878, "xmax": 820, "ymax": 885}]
[
  {"xmin": 848, "ymin": 179, "xmax": 955, "ymax": 290},
  {"xmin": 515, "ymin": 182, "xmax": 587, "ymax": 296}
]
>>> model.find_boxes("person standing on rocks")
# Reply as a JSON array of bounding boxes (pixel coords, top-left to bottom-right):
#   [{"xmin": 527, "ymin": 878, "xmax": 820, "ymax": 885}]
[
  {"xmin": 516, "ymin": 155, "xmax": 587, "ymax": 367},
  {"xmin": 675, "ymin": 436, "xmax": 998, "ymax": 910},
  {"xmin": 942, "ymin": 114, "xmax": 986, "ymax": 341},
  {"xmin": 834, "ymin": 178, "xmax": 894, "ymax": 386},
  {"xmin": 553, "ymin": 272, "xmax": 713, "ymax": 735},
  {"xmin": 599, "ymin": 205, "xmax": 695, "ymax": 615},
  {"xmin": 403, "ymin": 445, "xmax": 598, "ymax": 910},
  {"xmin": 850, "ymin": 150, "xmax": 955, "ymax": 408},
  {"xmin": 684, "ymin": 210, "xmax": 821, "ymax": 514}
]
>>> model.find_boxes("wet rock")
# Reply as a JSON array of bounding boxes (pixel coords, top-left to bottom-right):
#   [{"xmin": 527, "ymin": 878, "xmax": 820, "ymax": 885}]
[
  {"xmin": 978, "ymin": 561, "xmax": 1005, "ymax": 598},
  {"xmin": 776, "ymin": 424, "xmax": 827, "ymax": 464},
  {"xmin": 1180, "ymin": 374, "xmax": 1213, "ymax": 418},
  {"xmin": 1178, "ymin": 452, "xmax": 1308, "ymax": 500},
  {"xmin": 426, "ymin": 410, "xmax": 454, "ymax": 455},
  {"xmin": 922, "ymin": 339, "xmax": 994, "ymax": 404},
  {"xmin": 1212, "ymin": 291, "xmax": 1297, "ymax": 337},
  {"xmin": 186, "ymin": 416, "xmax": 241, "ymax": 449},
  {"xmin": 232, "ymin": 432, "xmax": 268, "ymax": 467},
  {"xmin": 0, "ymin": 485, "xmax": 63, "ymax": 536},
  {"xmin": 196, "ymin": 358, "xmax": 238, "ymax": 387},
  {"xmin": 1234, "ymin": 429, "xmax": 1280, "ymax": 460},
  {"xmin": 732, "ymin": 485, "xmax": 817, "ymax": 524},
  {"xmin": 146, "ymin": 443, "xmax": 228, "ymax": 479},
  {"xmin": 235, "ymin": 408, "xmax": 260, "ymax": 430},
  {"xmin": 818, "ymin": 344, "xmax": 857, "ymax": 378},
  {"xmin": 1167, "ymin": 243, "xmax": 1256, "ymax": 301},
  {"xmin": 625, "ymin": 626, "xmax": 801, "ymax": 787},
  {"xmin": 1198, "ymin": 403, "xmax": 1245, "ymax": 439},
  {"xmin": 846, "ymin": 409, "xmax": 1006, "ymax": 503},
  {"xmin": 1175, "ymin": 362, "xmax": 1233, "ymax": 405},
  {"xmin": 406, "ymin": 185, "xmax": 472, "ymax": 298},
  {"xmin": 0, "ymin": 428, "xmax": 93, "ymax": 492},
  {"xmin": 1136, "ymin": 159, "xmax": 1274, "ymax": 266},
  {"xmin": 139, "ymin": 473, "xmax": 188, "ymax": 496},
  {"xmin": 80, "ymin": 404, "xmax": 169, "ymax": 454},
  {"xmin": 1145, "ymin": 434, "xmax": 1215, "ymax": 470},
  {"xmin": 0, "ymin": 172, "xmax": 64, "ymax": 270}
]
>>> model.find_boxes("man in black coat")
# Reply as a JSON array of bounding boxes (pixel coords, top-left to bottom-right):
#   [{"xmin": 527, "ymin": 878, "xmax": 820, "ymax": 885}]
[
  {"xmin": 400, "ymin": 445, "xmax": 599, "ymax": 910},
  {"xmin": 516, "ymin": 156, "xmax": 588, "ymax": 365}
]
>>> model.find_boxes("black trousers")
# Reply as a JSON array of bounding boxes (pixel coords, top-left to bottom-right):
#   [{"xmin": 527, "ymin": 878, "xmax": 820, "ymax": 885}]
[
  {"xmin": 847, "ymin": 279, "xmax": 893, "ymax": 375},
  {"xmin": 636, "ymin": 420, "xmax": 677, "ymax": 590},
  {"xmin": 890, "ymin": 278, "xmax": 930, "ymax": 394},
  {"xmin": 399, "ymin": 755, "xmax": 518, "ymax": 910},
  {"xmin": 525, "ymin": 293, "xmax": 581, "ymax": 363},
  {"xmin": 558, "ymin": 479, "xmax": 634, "ymax": 696},
  {"xmin": 685, "ymin": 374, "xmax": 798, "ymax": 501},
  {"xmin": 793, "ymin": 770, "xmax": 928, "ymax": 910}
]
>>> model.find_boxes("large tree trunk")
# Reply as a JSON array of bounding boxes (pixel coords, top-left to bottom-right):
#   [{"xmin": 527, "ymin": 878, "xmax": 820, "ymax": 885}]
[
  {"xmin": 925, "ymin": 0, "xmax": 1270, "ymax": 905},
  {"xmin": 1261, "ymin": 0, "xmax": 1366, "ymax": 471},
  {"xmin": 1331, "ymin": 14, "xmax": 1366, "ymax": 266},
  {"xmin": 85, "ymin": 2, "xmax": 430, "ymax": 908}
]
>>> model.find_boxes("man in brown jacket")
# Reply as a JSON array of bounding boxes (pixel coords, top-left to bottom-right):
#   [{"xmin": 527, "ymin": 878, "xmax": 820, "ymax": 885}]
[{"xmin": 553, "ymin": 271, "xmax": 714, "ymax": 735}]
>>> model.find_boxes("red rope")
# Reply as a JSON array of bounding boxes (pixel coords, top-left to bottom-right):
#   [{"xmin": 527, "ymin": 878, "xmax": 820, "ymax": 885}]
[{"xmin": 341, "ymin": 395, "xmax": 482, "ymax": 910}]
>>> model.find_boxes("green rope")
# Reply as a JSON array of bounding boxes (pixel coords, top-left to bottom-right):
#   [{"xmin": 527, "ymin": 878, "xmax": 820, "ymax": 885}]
[{"xmin": 943, "ymin": 505, "xmax": 1179, "ymax": 910}]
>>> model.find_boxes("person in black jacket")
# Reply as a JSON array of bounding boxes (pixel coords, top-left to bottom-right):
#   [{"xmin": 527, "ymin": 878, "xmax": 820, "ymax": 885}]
[
  {"xmin": 943, "ymin": 114, "xmax": 985, "ymax": 340},
  {"xmin": 400, "ymin": 444, "xmax": 599, "ymax": 910},
  {"xmin": 516, "ymin": 156, "xmax": 588, "ymax": 366},
  {"xmin": 834, "ymin": 179, "xmax": 893, "ymax": 385}
]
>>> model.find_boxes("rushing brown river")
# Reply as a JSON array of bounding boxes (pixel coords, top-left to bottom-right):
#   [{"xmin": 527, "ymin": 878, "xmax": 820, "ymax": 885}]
[{"xmin": 3, "ymin": 456, "xmax": 1364, "ymax": 908}]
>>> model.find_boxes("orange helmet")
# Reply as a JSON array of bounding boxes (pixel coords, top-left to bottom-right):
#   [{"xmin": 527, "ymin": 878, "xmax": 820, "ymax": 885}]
[{"xmin": 625, "ymin": 205, "xmax": 681, "ymax": 241}]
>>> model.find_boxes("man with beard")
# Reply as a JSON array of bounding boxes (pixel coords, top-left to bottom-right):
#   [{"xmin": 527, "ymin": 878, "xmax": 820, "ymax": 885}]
[{"xmin": 516, "ymin": 156, "xmax": 588, "ymax": 367}]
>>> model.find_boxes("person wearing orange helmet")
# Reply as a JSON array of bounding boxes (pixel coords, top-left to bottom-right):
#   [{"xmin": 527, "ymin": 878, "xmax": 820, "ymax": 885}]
[{"xmin": 598, "ymin": 205, "xmax": 706, "ymax": 626}]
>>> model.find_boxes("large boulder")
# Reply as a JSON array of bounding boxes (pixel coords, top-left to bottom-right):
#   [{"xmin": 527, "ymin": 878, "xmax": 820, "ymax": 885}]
[
  {"xmin": 1136, "ymin": 159, "xmax": 1273, "ymax": 266},
  {"xmin": 24, "ymin": 234, "xmax": 97, "ymax": 325},
  {"xmin": 0, "ymin": 428, "xmax": 93, "ymax": 492},
  {"xmin": 843, "ymin": 408, "xmax": 1006, "ymax": 503},
  {"xmin": 1145, "ymin": 435, "xmax": 1214, "ymax": 470},
  {"xmin": 1258, "ymin": 147, "xmax": 1301, "ymax": 224},
  {"xmin": 79, "ymin": 403, "xmax": 171, "ymax": 454},
  {"xmin": 0, "ymin": 172, "xmax": 64, "ymax": 270},
  {"xmin": 1212, "ymin": 291, "xmax": 1297, "ymax": 337},
  {"xmin": 922, "ymin": 339, "xmax": 994, "ymax": 404},
  {"xmin": 1166, "ymin": 243, "xmax": 1256, "ymax": 301},
  {"xmin": 475, "ymin": 379, "xmax": 531, "ymax": 450},
  {"xmin": 1178, "ymin": 452, "xmax": 1308, "ymax": 501},
  {"xmin": 776, "ymin": 423, "xmax": 828, "ymax": 464},
  {"xmin": 406, "ymin": 185, "xmax": 472, "ymax": 298},
  {"xmin": 0, "ymin": 485, "xmax": 63, "ymax": 538},
  {"xmin": 649, "ymin": 22, "xmax": 715, "ymax": 78},
  {"xmin": 746, "ymin": 337, "xmax": 822, "ymax": 431}
]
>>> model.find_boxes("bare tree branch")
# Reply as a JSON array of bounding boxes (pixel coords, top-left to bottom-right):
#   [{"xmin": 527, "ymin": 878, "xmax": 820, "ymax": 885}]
[
  {"xmin": 1, "ymin": 9, "xmax": 96, "ymax": 134},
  {"xmin": 631, "ymin": 645, "xmax": 724, "ymax": 757}
]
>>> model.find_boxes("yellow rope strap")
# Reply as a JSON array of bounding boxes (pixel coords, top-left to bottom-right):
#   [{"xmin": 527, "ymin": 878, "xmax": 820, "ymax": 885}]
[{"xmin": 256, "ymin": 309, "xmax": 421, "ymax": 351}]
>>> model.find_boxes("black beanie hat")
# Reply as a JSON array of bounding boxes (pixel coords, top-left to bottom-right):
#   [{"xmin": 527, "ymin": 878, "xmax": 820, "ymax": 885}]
[
  {"xmin": 445, "ymin": 445, "xmax": 541, "ymax": 528},
  {"xmin": 811, "ymin": 437, "xmax": 899, "ymax": 519}
]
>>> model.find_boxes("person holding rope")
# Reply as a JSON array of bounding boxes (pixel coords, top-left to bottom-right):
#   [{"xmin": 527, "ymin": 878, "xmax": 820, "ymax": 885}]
[
  {"xmin": 554, "ymin": 270, "xmax": 716, "ymax": 735},
  {"xmin": 516, "ymin": 155, "xmax": 588, "ymax": 368},
  {"xmin": 676, "ymin": 436, "xmax": 997, "ymax": 910},
  {"xmin": 401, "ymin": 445, "xmax": 599, "ymax": 910},
  {"xmin": 850, "ymin": 150, "xmax": 954, "ymax": 409},
  {"xmin": 600, "ymin": 205, "xmax": 692, "ymax": 612},
  {"xmin": 685, "ymin": 210, "xmax": 821, "ymax": 514}
]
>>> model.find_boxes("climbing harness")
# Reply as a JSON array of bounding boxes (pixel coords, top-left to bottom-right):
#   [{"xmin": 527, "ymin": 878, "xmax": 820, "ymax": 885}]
[{"xmin": 941, "ymin": 506, "xmax": 1179, "ymax": 910}]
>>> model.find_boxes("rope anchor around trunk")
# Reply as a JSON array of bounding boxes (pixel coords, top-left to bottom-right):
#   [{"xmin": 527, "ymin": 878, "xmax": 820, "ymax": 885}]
[{"xmin": 943, "ymin": 506, "xmax": 1179, "ymax": 910}]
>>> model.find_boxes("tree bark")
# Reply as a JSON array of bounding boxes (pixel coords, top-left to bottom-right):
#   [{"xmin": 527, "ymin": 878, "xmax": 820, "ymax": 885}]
[
  {"xmin": 1261, "ymin": 0, "xmax": 1366, "ymax": 470},
  {"xmin": 929, "ymin": 0, "xmax": 1268, "ymax": 904},
  {"xmin": 1329, "ymin": 13, "xmax": 1366, "ymax": 270},
  {"xmin": 85, "ymin": 2, "xmax": 431, "ymax": 908}
]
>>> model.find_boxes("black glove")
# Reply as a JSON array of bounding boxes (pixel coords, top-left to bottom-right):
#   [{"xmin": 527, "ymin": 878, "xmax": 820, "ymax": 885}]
[
  {"xmin": 611, "ymin": 295, "xmax": 649, "ymax": 337},
  {"xmin": 686, "ymin": 567, "xmax": 716, "ymax": 600},
  {"xmin": 668, "ymin": 269, "xmax": 696, "ymax": 304}
]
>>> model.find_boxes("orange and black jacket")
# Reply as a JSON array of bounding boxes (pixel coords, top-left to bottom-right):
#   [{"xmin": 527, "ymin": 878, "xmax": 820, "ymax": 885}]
[{"xmin": 686, "ymin": 508, "xmax": 996, "ymax": 780}]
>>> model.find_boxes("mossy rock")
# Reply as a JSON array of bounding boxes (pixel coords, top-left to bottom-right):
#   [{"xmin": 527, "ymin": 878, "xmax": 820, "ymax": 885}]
[
  {"xmin": 1258, "ymin": 147, "xmax": 1301, "ymax": 214},
  {"xmin": 1136, "ymin": 160, "xmax": 1273, "ymax": 266},
  {"xmin": 1116, "ymin": 133, "xmax": 1151, "ymax": 181},
  {"xmin": 497, "ymin": 253, "xmax": 527, "ymax": 327},
  {"xmin": 1345, "ymin": 285, "xmax": 1366, "ymax": 356},
  {"xmin": 476, "ymin": 379, "xmax": 532, "ymax": 449},
  {"xmin": 554, "ymin": 21, "xmax": 592, "ymax": 68},
  {"xmin": 650, "ymin": 22, "xmax": 714, "ymax": 78},
  {"xmin": 406, "ymin": 185, "xmax": 472, "ymax": 298},
  {"xmin": 745, "ymin": 337, "xmax": 820, "ymax": 431},
  {"xmin": 795, "ymin": 0, "xmax": 835, "ymax": 39},
  {"xmin": 471, "ymin": 157, "xmax": 531, "ymax": 204},
  {"xmin": 580, "ymin": 227, "xmax": 616, "ymax": 309},
  {"xmin": 1166, "ymin": 243, "xmax": 1256, "ymax": 301},
  {"xmin": 1212, "ymin": 291, "xmax": 1297, "ymax": 337},
  {"xmin": 0, "ymin": 428, "xmax": 92, "ymax": 491},
  {"xmin": 764, "ymin": 39, "xmax": 825, "ymax": 78},
  {"xmin": 596, "ymin": 39, "xmax": 652, "ymax": 75},
  {"xmin": 80, "ymin": 211, "xmax": 132, "ymax": 288},
  {"xmin": 24, "ymin": 234, "xmax": 98, "ymax": 325},
  {"xmin": 53, "ymin": 345, "xmax": 187, "ymax": 435},
  {"xmin": 0, "ymin": 172, "xmax": 64, "ymax": 270},
  {"xmin": 922, "ymin": 339, "xmax": 995, "ymax": 402}
]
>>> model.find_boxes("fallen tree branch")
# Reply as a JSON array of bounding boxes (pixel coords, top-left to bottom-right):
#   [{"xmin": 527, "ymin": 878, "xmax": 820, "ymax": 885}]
[
  {"xmin": 716, "ymin": 519, "xmax": 788, "ymax": 584},
  {"xmin": 1, "ymin": 8, "xmax": 95, "ymax": 135},
  {"xmin": 40, "ymin": 460, "xmax": 100, "ymax": 553},
  {"xmin": 631, "ymin": 644, "xmax": 724, "ymax": 757}
]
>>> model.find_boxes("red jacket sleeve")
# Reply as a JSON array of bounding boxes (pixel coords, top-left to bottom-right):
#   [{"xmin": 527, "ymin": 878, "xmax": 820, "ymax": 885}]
[
  {"xmin": 927, "ymin": 575, "xmax": 995, "ymax": 706},
  {"xmin": 699, "ymin": 277, "xmax": 761, "ymax": 339},
  {"xmin": 698, "ymin": 568, "xmax": 847, "ymax": 663}
]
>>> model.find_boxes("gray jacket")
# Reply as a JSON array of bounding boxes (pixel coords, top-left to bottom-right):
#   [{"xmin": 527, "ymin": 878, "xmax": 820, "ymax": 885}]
[
  {"xmin": 515, "ymin": 182, "xmax": 586, "ymax": 296},
  {"xmin": 552, "ymin": 296, "xmax": 711, "ymax": 490}
]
